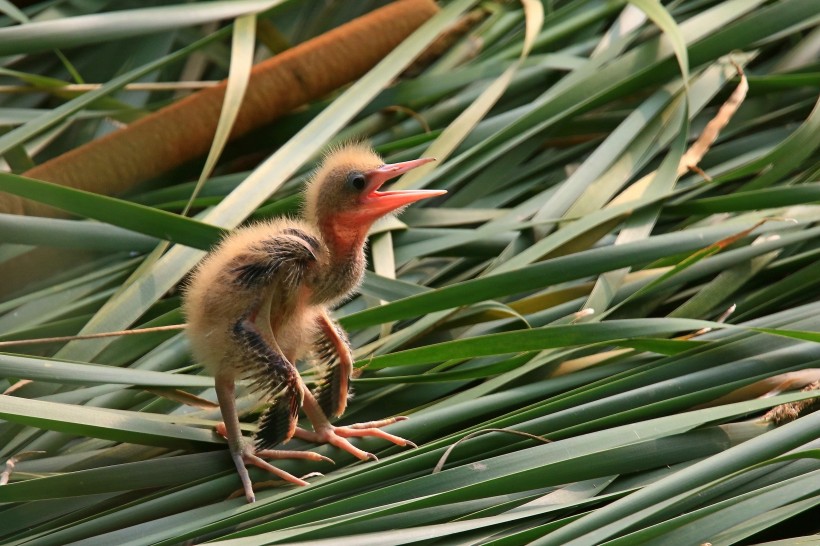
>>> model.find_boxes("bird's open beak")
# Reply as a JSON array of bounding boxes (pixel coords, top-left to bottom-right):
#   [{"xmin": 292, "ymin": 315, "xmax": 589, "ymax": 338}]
[{"xmin": 359, "ymin": 158, "xmax": 447, "ymax": 218}]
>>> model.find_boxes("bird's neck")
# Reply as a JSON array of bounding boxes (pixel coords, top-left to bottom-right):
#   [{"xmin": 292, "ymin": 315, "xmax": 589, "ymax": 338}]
[
  {"xmin": 320, "ymin": 217, "xmax": 368, "ymax": 259},
  {"xmin": 311, "ymin": 217, "xmax": 368, "ymax": 303}
]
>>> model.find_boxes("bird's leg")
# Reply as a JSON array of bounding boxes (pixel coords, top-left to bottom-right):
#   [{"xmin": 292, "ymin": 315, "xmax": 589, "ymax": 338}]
[
  {"xmin": 299, "ymin": 312, "xmax": 416, "ymax": 460},
  {"xmin": 215, "ymin": 311, "xmax": 330, "ymax": 503},
  {"xmin": 311, "ymin": 310, "xmax": 353, "ymax": 418},
  {"xmin": 215, "ymin": 376, "xmax": 326, "ymax": 503},
  {"xmin": 215, "ymin": 374, "xmax": 262, "ymax": 502}
]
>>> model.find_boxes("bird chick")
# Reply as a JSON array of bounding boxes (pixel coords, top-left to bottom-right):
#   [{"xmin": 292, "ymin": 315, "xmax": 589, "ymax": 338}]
[{"xmin": 184, "ymin": 144, "xmax": 445, "ymax": 502}]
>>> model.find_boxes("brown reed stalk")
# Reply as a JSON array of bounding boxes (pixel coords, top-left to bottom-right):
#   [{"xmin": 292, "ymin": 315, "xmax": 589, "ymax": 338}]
[{"xmin": 1, "ymin": 0, "xmax": 439, "ymax": 217}]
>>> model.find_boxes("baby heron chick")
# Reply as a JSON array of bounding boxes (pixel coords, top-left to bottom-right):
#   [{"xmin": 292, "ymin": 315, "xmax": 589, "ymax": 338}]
[{"xmin": 184, "ymin": 144, "xmax": 444, "ymax": 502}]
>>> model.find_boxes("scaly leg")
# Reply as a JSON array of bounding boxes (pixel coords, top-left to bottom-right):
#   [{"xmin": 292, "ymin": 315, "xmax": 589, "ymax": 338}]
[{"xmin": 215, "ymin": 376, "xmax": 329, "ymax": 503}]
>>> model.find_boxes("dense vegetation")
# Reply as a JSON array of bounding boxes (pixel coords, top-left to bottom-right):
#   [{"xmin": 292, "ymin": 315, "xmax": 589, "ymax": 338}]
[{"xmin": 0, "ymin": 1, "xmax": 819, "ymax": 544}]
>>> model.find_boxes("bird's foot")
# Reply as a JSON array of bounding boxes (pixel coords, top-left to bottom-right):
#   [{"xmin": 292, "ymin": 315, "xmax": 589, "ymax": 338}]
[
  {"xmin": 241, "ymin": 445, "xmax": 330, "ymax": 485},
  {"xmin": 294, "ymin": 416, "xmax": 416, "ymax": 461},
  {"xmin": 215, "ymin": 422, "xmax": 332, "ymax": 502}
]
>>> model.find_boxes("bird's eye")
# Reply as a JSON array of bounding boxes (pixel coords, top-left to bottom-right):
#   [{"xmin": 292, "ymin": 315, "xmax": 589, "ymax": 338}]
[{"xmin": 347, "ymin": 172, "xmax": 366, "ymax": 191}]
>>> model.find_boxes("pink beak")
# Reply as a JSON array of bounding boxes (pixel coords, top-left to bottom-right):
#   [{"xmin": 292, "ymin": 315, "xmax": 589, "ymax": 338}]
[{"xmin": 358, "ymin": 157, "xmax": 446, "ymax": 219}]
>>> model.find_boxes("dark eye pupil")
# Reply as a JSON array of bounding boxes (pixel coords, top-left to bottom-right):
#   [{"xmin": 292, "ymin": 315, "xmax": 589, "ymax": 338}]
[{"xmin": 348, "ymin": 172, "xmax": 366, "ymax": 191}]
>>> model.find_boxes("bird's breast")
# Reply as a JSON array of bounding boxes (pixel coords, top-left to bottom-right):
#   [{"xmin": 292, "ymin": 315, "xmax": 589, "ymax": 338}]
[
  {"xmin": 273, "ymin": 302, "xmax": 321, "ymax": 364},
  {"xmin": 308, "ymin": 251, "xmax": 365, "ymax": 307}
]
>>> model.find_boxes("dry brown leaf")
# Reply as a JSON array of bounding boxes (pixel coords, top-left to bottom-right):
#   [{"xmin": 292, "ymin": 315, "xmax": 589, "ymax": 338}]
[
  {"xmin": 693, "ymin": 369, "xmax": 820, "ymax": 409},
  {"xmin": 0, "ymin": 450, "xmax": 46, "ymax": 486},
  {"xmin": 677, "ymin": 61, "xmax": 748, "ymax": 177},
  {"xmin": 764, "ymin": 380, "xmax": 820, "ymax": 425}
]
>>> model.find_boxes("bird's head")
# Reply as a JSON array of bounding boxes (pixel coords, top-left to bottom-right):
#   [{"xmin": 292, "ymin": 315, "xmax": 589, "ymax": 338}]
[{"xmin": 304, "ymin": 144, "xmax": 446, "ymax": 253}]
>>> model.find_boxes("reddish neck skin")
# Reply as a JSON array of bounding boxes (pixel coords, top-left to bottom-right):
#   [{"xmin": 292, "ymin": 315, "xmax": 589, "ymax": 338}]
[{"xmin": 319, "ymin": 212, "xmax": 373, "ymax": 262}]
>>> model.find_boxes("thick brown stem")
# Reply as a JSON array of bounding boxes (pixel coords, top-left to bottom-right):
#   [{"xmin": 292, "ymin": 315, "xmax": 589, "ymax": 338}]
[{"xmin": 2, "ymin": 0, "xmax": 439, "ymax": 217}]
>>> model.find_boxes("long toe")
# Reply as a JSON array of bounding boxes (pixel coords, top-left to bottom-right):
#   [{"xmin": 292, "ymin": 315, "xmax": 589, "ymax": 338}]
[
  {"xmin": 334, "ymin": 426, "xmax": 415, "ymax": 447},
  {"xmin": 325, "ymin": 432, "xmax": 377, "ymax": 461},
  {"xmin": 346, "ymin": 416, "xmax": 408, "ymax": 429},
  {"xmin": 255, "ymin": 448, "xmax": 334, "ymax": 464},
  {"xmin": 297, "ymin": 424, "xmax": 415, "ymax": 461},
  {"xmin": 243, "ymin": 452, "xmax": 311, "ymax": 487}
]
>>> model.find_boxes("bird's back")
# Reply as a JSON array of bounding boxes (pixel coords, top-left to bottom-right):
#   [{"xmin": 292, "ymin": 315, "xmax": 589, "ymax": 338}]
[{"xmin": 183, "ymin": 218, "xmax": 325, "ymax": 375}]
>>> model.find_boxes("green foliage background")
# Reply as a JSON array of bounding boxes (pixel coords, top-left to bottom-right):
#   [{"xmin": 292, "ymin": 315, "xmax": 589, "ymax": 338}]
[{"xmin": 0, "ymin": 1, "xmax": 819, "ymax": 544}]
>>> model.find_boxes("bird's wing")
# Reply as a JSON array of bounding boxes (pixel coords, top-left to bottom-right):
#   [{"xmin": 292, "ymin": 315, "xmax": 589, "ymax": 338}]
[
  {"xmin": 311, "ymin": 309, "xmax": 353, "ymax": 419},
  {"xmin": 230, "ymin": 228, "xmax": 319, "ymax": 289}
]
